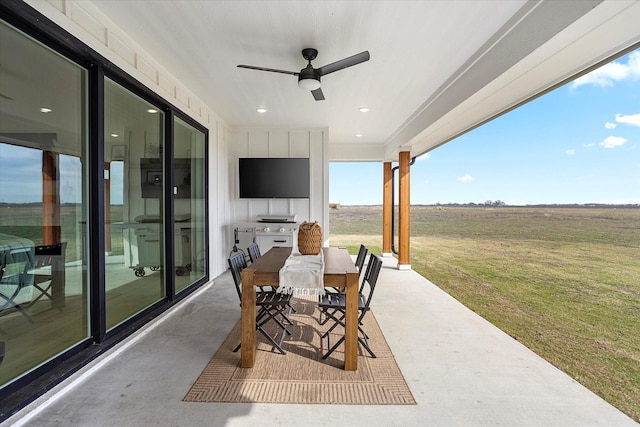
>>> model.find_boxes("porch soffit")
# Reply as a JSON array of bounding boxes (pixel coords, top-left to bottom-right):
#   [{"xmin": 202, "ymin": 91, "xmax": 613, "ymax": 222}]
[{"xmin": 17, "ymin": 1, "xmax": 640, "ymax": 163}]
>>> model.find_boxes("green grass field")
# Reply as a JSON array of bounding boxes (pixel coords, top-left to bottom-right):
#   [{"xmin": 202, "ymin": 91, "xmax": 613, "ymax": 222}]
[
  {"xmin": 0, "ymin": 204, "xmax": 125, "ymax": 260},
  {"xmin": 330, "ymin": 205, "xmax": 640, "ymax": 422}
]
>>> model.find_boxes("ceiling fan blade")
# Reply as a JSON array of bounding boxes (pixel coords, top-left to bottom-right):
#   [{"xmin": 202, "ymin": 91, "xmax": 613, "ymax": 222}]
[
  {"xmin": 237, "ymin": 65, "xmax": 299, "ymax": 76},
  {"xmin": 311, "ymin": 88, "xmax": 325, "ymax": 101},
  {"xmin": 316, "ymin": 51, "xmax": 370, "ymax": 76}
]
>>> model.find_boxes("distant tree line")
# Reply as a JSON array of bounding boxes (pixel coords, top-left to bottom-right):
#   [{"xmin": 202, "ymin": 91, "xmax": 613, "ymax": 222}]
[
  {"xmin": 429, "ymin": 200, "xmax": 507, "ymax": 207},
  {"xmin": 484, "ymin": 200, "xmax": 506, "ymax": 206},
  {"xmin": 419, "ymin": 202, "xmax": 639, "ymax": 208}
]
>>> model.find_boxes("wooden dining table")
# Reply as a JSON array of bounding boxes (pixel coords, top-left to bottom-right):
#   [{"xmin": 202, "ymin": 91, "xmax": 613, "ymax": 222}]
[{"xmin": 240, "ymin": 246, "xmax": 360, "ymax": 370}]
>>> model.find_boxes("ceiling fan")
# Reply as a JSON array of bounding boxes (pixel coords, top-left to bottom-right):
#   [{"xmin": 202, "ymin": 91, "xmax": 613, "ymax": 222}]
[{"xmin": 237, "ymin": 48, "xmax": 370, "ymax": 101}]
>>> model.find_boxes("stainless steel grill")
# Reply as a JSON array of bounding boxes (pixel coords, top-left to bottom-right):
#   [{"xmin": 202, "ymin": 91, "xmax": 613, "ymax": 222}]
[{"xmin": 254, "ymin": 214, "xmax": 298, "ymax": 253}]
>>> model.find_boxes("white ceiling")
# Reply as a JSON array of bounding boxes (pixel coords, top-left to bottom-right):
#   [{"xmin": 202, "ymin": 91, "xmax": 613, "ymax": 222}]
[{"xmin": 79, "ymin": 1, "xmax": 640, "ymax": 160}]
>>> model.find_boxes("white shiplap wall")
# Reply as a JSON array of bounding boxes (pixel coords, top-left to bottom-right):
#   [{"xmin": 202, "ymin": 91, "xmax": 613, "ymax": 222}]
[{"xmin": 230, "ymin": 128, "xmax": 330, "ymax": 249}]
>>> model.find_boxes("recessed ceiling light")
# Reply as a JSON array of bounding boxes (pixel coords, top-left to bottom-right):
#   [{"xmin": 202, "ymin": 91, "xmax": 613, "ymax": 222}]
[
  {"xmin": 256, "ymin": 108, "xmax": 267, "ymax": 113},
  {"xmin": 110, "ymin": 133, "xmax": 119, "ymax": 138},
  {"xmin": 355, "ymin": 133, "xmax": 363, "ymax": 138},
  {"xmin": 358, "ymin": 107, "xmax": 370, "ymax": 113},
  {"xmin": 147, "ymin": 108, "xmax": 158, "ymax": 114},
  {"xmin": 40, "ymin": 107, "xmax": 52, "ymax": 113}
]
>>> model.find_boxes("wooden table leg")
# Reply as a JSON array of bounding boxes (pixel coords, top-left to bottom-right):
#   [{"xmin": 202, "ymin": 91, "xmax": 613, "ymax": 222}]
[
  {"xmin": 344, "ymin": 270, "xmax": 359, "ymax": 370},
  {"xmin": 240, "ymin": 269, "xmax": 256, "ymax": 367}
]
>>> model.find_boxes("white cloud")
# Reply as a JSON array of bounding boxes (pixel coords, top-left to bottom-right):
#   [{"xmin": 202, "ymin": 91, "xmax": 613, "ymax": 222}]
[
  {"xmin": 566, "ymin": 149, "xmax": 576, "ymax": 155},
  {"xmin": 605, "ymin": 122, "xmax": 617, "ymax": 129},
  {"xmin": 615, "ymin": 113, "xmax": 640, "ymax": 127},
  {"xmin": 459, "ymin": 174, "xmax": 474, "ymax": 183},
  {"xmin": 583, "ymin": 142, "xmax": 596, "ymax": 147},
  {"xmin": 571, "ymin": 50, "xmax": 640, "ymax": 89},
  {"xmin": 599, "ymin": 136, "xmax": 627, "ymax": 149}
]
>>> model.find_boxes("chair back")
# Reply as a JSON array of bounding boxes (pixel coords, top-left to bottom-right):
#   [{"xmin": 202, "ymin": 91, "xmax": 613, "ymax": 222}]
[
  {"xmin": 33, "ymin": 242, "xmax": 67, "ymax": 269},
  {"xmin": 228, "ymin": 251, "xmax": 247, "ymax": 303},
  {"xmin": 358, "ymin": 252, "xmax": 374, "ymax": 294},
  {"xmin": 0, "ymin": 246, "xmax": 34, "ymax": 289},
  {"xmin": 247, "ymin": 243, "xmax": 261, "ymax": 263},
  {"xmin": 360, "ymin": 254, "xmax": 382, "ymax": 313},
  {"xmin": 354, "ymin": 244, "xmax": 368, "ymax": 274}
]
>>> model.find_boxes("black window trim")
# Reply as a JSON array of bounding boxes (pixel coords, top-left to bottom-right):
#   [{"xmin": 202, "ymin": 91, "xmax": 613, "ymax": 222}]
[{"xmin": 0, "ymin": 0, "xmax": 210, "ymax": 421}]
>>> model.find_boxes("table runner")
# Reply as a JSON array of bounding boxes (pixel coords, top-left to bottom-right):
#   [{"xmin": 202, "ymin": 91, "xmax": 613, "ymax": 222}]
[{"xmin": 277, "ymin": 250, "xmax": 325, "ymax": 296}]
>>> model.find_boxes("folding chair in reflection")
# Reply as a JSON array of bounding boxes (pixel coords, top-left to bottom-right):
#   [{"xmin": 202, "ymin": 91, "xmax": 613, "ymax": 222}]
[
  {"xmin": 228, "ymin": 251, "xmax": 293, "ymax": 354},
  {"xmin": 30, "ymin": 242, "xmax": 67, "ymax": 309},
  {"xmin": 0, "ymin": 245, "xmax": 35, "ymax": 322}
]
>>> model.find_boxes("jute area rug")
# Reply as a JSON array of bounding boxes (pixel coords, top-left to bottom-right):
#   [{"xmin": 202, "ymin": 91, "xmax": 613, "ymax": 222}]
[{"xmin": 184, "ymin": 296, "xmax": 416, "ymax": 405}]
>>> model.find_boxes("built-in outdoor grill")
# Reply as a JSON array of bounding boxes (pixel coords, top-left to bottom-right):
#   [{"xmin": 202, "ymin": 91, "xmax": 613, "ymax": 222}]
[{"xmin": 254, "ymin": 214, "xmax": 299, "ymax": 254}]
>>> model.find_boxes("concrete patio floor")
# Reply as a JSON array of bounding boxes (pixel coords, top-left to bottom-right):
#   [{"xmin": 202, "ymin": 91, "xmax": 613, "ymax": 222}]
[{"xmin": 5, "ymin": 256, "xmax": 637, "ymax": 426}]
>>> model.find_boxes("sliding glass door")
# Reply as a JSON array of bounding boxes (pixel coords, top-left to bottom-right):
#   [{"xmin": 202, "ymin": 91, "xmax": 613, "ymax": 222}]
[
  {"xmin": 0, "ymin": 10, "xmax": 209, "ymax": 405},
  {"xmin": 0, "ymin": 20, "xmax": 89, "ymax": 387},
  {"xmin": 173, "ymin": 117, "xmax": 206, "ymax": 292},
  {"xmin": 103, "ymin": 79, "xmax": 165, "ymax": 330}
]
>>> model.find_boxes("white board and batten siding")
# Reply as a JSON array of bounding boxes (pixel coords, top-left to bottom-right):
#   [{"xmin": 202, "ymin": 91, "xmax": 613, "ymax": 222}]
[{"xmin": 230, "ymin": 128, "xmax": 330, "ymax": 250}]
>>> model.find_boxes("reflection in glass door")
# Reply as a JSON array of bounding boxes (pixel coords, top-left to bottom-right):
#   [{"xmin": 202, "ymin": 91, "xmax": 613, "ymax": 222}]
[
  {"xmin": 104, "ymin": 79, "xmax": 165, "ymax": 329},
  {"xmin": 0, "ymin": 20, "xmax": 89, "ymax": 387},
  {"xmin": 173, "ymin": 118, "xmax": 206, "ymax": 292}
]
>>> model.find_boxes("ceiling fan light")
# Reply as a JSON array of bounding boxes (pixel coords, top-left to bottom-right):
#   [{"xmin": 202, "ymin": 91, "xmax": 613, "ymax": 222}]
[{"xmin": 298, "ymin": 77, "xmax": 321, "ymax": 91}]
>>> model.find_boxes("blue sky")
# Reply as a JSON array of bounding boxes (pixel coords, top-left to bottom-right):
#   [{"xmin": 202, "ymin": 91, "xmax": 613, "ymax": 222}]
[{"xmin": 330, "ymin": 49, "xmax": 640, "ymax": 206}]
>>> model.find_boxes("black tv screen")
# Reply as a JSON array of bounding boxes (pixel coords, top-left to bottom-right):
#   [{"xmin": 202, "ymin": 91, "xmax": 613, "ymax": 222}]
[{"xmin": 239, "ymin": 157, "xmax": 310, "ymax": 198}]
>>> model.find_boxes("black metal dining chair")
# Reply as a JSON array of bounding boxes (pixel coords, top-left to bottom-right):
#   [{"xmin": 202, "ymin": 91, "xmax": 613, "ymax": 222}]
[
  {"xmin": 247, "ymin": 242, "xmax": 261, "ymax": 263},
  {"xmin": 246, "ymin": 242, "xmax": 271, "ymax": 290},
  {"xmin": 321, "ymin": 244, "xmax": 368, "ymax": 324},
  {"xmin": 247, "ymin": 242, "xmax": 298, "ymax": 314},
  {"xmin": 328, "ymin": 244, "xmax": 367, "ymax": 293},
  {"xmin": 228, "ymin": 251, "xmax": 293, "ymax": 354},
  {"xmin": 318, "ymin": 253, "xmax": 383, "ymax": 359},
  {"xmin": 354, "ymin": 244, "xmax": 368, "ymax": 274}
]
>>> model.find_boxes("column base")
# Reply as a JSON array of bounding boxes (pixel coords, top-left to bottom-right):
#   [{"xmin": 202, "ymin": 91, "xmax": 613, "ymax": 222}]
[{"xmin": 397, "ymin": 264, "xmax": 411, "ymax": 271}]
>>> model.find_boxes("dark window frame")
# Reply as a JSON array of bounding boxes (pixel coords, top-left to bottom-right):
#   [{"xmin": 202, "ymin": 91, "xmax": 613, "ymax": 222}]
[{"xmin": 0, "ymin": 0, "xmax": 210, "ymax": 421}]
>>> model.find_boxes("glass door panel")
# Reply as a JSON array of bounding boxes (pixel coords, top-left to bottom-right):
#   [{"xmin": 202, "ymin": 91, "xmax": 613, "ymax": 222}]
[
  {"xmin": 0, "ymin": 20, "xmax": 89, "ymax": 387},
  {"xmin": 173, "ymin": 118, "xmax": 206, "ymax": 292},
  {"xmin": 104, "ymin": 79, "xmax": 164, "ymax": 329}
]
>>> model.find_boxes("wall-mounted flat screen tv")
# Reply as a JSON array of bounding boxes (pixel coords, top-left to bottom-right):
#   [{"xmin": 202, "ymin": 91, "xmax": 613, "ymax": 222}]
[{"xmin": 239, "ymin": 157, "xmax": 310, "ymax": 199}]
